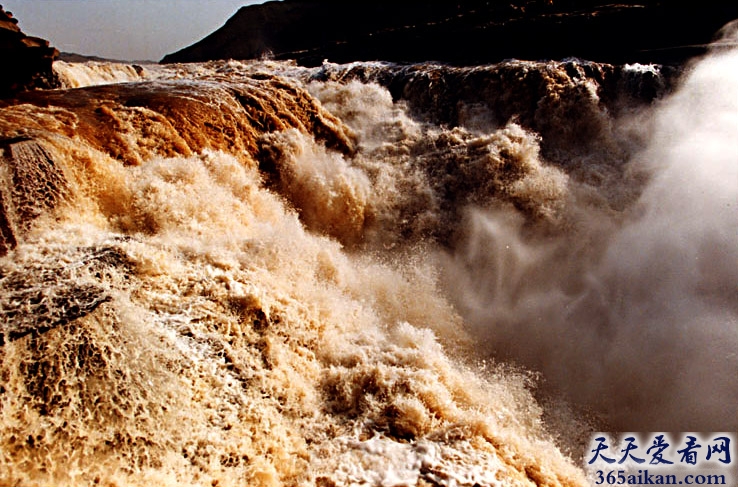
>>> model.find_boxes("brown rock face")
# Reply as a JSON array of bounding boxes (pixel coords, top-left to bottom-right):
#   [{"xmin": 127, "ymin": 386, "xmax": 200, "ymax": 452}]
[
  {"xmin": 0, "ymin": 5, "xmax": 59, "ymax": 97},
  {"xmin": 0, "ymin": 70, "xmax": 357, "ymax": 253},
  {"xmin": 0, "ymin": 137, "xmax": 69, "ymax": 256}
]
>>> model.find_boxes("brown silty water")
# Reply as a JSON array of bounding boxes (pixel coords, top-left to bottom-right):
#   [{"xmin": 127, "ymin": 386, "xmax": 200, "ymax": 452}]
[{"xmin": 0, "ymin": 41, "xmax": 736, "ymax": 487}]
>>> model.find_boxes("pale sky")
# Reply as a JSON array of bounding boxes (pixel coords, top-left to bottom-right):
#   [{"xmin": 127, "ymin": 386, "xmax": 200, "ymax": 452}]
[{"xmin": 2, "ymin": 0, "xmax": 271, "ymax": 61}]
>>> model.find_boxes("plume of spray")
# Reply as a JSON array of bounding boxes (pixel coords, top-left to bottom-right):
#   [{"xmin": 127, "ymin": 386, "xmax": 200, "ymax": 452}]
[{"xmin": 444, "ymin": 23, "xmax": 738, "ymax": 432}]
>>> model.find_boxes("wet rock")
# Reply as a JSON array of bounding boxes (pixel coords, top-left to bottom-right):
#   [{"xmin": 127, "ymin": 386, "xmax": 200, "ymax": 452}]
[
  {"xmin": 0, "ymin": 246, "xmax": 131, "ymax": 346},
  {"xmin": 0, "ymin": 138, "xmax": 68, "ymax": 256}
]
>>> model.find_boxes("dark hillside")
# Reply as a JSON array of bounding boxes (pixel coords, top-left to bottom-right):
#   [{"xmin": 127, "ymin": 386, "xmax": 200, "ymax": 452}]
[{"xmin": 162, "ymin": 1, "xmax": 738, "ymax": 65}]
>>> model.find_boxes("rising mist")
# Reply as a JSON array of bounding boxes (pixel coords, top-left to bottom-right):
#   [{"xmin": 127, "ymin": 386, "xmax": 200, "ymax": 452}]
[{"xmin": 443, "ymin": 29, "xmax": 738, "ymax": 432}]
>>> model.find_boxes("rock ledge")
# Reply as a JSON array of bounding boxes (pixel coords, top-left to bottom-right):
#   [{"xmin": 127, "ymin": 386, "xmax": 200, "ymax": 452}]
[{"xmin": 0, "ymin": 5, "xmax": 59, "ymax": 97}]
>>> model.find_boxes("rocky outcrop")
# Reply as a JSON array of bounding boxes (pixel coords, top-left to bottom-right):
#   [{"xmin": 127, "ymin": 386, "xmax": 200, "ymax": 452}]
[
  {"xmin": 0, "ymin": 5, "xmax": 59, "ymax": 97},
  {"xmin": 0, "ymin": 138, "xmax": 69, "ymax": 256},
  {"xmin": 0, "ymin": 245, "xmax": 126, "ymax": 346},
  {"xmin": 162, "ymin": 0, "xmax": 738, "ymax": 66}
]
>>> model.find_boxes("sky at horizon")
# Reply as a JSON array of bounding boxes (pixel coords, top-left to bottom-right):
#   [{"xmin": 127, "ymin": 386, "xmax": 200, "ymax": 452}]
[{"xmin": 2, "ymin": 0, "xmax": 271, "ymax": 61}]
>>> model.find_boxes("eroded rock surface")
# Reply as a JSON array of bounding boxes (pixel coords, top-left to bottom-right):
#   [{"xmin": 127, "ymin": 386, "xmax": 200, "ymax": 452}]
[
  {"xmin": 0, "ymin": 5, "xmax": 59, "ymax": 97},
  {"xmin": 0, "ymin": 138, "xmax": 68, "ymax": 256}
]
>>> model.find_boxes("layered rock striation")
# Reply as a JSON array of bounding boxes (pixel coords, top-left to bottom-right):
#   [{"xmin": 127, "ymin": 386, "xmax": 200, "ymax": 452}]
[
  {"xmin": 0, "ymin": 5, "xmax": 59, "ymax": 97},
  {"xmin": 162, "ymin": 0, "xmax": 738, "ymax": 66}
]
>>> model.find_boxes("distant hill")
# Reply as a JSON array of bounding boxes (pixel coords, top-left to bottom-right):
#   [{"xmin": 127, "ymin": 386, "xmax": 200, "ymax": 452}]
[
  {"xmin": 59, "ymin": 52, "xmax": 156, "ymax": 65},
  {"xmin": 161, "ymin": 0, "xmax": 738, "ymax": 66},
  {"xmin": 59, "ymin": 52, "xmax": 124, "ymax": 63}
]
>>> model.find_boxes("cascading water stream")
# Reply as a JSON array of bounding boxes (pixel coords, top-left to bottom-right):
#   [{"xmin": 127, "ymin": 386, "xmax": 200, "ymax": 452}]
[{"xmin": 0, "ymin": 27, "xmax": 735, "ymax": 486}]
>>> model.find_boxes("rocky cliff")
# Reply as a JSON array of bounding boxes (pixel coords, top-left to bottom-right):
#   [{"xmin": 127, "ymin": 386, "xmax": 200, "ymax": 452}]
[
  {"xmin": 162, "ymin": 0, "xmax": 738, "ymax": 66},
  {"xmin": 0, "ymin": 5, "xmax": 59, "ymax": 97}
]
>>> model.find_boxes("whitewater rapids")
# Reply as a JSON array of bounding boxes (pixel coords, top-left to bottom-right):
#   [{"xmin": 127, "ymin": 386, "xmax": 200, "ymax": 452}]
[{"xmin": 0, "ymin": 30, "xmax": 736, "ymax": 486}]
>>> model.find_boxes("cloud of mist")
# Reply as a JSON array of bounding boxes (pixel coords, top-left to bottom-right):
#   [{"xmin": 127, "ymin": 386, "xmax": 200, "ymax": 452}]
[{"xmin": 444, "ymin": 29, "xmax": 738, "ymax": 431}]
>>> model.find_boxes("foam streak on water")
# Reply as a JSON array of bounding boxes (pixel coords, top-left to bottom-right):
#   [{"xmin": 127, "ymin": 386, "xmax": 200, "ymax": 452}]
[{"xmin": 0, "ymin": 34, "xmax": 736, "ymax": 486}]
